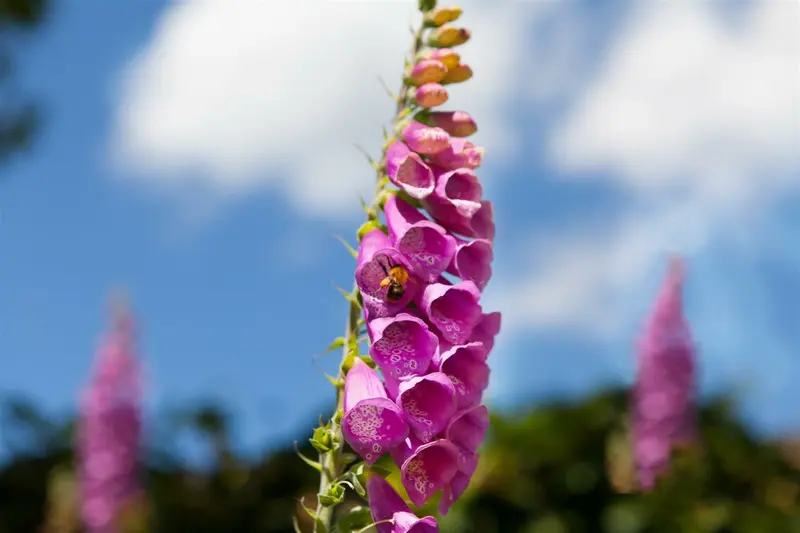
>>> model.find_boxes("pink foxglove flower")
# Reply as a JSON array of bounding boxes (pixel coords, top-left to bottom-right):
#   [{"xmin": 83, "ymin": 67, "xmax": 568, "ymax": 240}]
[
  {"xmin": 631, "ymin": 257, "xmax": 698, "ymax": 490},
  {"xmin": 366, "ymin": 475, "xmax": 438, "ymax": 533},
  {"xmin": 76, "ymin": 302, "xmax": 142, "ymax": 533},
  {"xmin": 342, "ymin": 358, "xmax": 409, "ymax": 466},
  {"xmin": 310, "ymin": 4, "xmax": 499, "ymax": 529}
]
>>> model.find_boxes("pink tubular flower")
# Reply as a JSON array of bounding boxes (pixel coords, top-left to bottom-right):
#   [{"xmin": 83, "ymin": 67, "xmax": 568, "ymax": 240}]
[
  {"xmin": 390, "ymin": 437, "xmax": 460, "ymax": 507},
  {"xmin": 384, "ymin": 194, "xmax": 456, "ymax": 283},
  {"xmin": 386, "ymin": 141, "xmax": 436, "ymax": 200},
  {"xmin": 631, "ymin": 257, "xmax": 698, "ymax": 491},
  {"xmin": 426, "ymin": 138, "xmax": 483, "ymax": 170},
  {"xmin": 368, "ymin": 312, "xmax": 438, "ymax": 380},
  {"xmin": 366, "ymin": 475, "xmax": 438, "ymax": 533},
  {"xmin": 342, "ymin": 358, "xmax": 409, "ymax": 465},
  {"xmin": 77, "ymin": 302, "xmax": 142, "ymax": 533}
]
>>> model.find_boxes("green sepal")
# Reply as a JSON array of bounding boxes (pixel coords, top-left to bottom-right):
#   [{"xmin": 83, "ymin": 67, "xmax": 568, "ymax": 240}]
[
  {"xmin": 343, "ymin": 462, "xmax": 368, "ymax": 497},
  {"xmin": 333, "ymin": 408, "xmax": 344, "ymax": 426},
  {"xmin": 342, "ymin": 452, "xmax": 360, "ymax": 466},
  {"xmin": 294, "ymin": 441, "xmax": 323, "ymax": 472},
  {"xmin": 386, "ymin": 188, "xmax": 423, "ymax": 209},
  {"xmin": 310, "ymin": 426, "xmax": 335, "ymax": 454},
  {"xmin": 357, "ymin": 219, "xmax": 382, "ymax": 241},
  {"xmin": 336, "ymin": 506, "xmax": 372, "ymax": 533},
  {"xmin": 412, "ymin": 108, "xmax": 431, "ymax": 125},
  {"xmin": 325, "ymin": 373, "xmax": 344, "ymax": 389},
  {"xmin": 292, "ymin": 514, "xmax": 303, "ymax": 533},
  {"xmin": 418, "ymin": 0, "xmax": 437, "ymax": 13},
  {"xmin": 334, "ymin": 285, "xmax": 360, "ymax": 307},
  {"xmin": 318, "ymin": 483, "xmax": 346, "ymax": 507},
  {"xmin": 325, "ymin": 336, "xmax": 346, "ymax": 354},
  {"xmin": 333, "ymin": 235, "xmax": 359, "ymax": 260}
]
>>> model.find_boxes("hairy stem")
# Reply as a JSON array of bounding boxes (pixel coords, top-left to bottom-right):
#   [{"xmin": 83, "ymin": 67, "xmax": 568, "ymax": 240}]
[{"xmin": 313, "ymin": 22, "xmax": 426, "ymax": 533}]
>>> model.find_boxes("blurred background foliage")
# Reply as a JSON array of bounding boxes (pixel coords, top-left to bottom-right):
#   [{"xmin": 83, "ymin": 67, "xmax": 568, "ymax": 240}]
[
  {"xmin": 1, "ymin": 0, "xmax": 48, "ymax": 162},
  {"xmin": 1, "ymin": 388, "xmax": 798, "ymax": 533}
]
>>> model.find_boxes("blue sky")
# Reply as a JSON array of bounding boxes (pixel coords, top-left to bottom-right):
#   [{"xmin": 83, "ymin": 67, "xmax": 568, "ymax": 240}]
[{"xmin": 1, "ymin": 0, "xmax": 798, "ymax": 461}]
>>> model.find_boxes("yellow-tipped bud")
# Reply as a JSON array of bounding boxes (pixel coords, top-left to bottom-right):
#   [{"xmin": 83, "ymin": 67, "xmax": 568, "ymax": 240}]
[
  {"xmin": 441, "ymin": 63, "xmax": 473, "ymax": 84},
  {"xmin": 416, "ymin": 48, "xmax": 461, "ymax": 70},
  {"xmin": 427, "ymin": 25, "xmax": 471, "ymax": 48},
  {"xmin": 424, "ymin": 6, "xmax": 463, "ymax": 27}
]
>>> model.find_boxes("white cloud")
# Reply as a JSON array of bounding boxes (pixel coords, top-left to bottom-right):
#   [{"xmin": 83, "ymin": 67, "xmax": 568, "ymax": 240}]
[
  {"xmin": 497, "ymin": 0, "xmax": 800, "ymax": 337},
  {"xmin": 109, "ymin": 0, "xmax": 542, "ymax": 218}
]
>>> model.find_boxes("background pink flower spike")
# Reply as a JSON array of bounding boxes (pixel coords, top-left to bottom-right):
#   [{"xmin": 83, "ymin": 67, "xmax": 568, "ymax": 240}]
[
  {"xmin": 631, "ymin": 256, "xmax": 698, "ymax": 491},
  {"xmin": 77, "ymin": 297, "xmax": 142, "ymax": 533}
]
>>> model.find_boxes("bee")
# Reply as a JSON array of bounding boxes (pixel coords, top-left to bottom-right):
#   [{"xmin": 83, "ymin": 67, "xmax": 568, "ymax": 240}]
[{"xmin": 377, "ymin": 256, "xmax": 410, "ymax": 302}]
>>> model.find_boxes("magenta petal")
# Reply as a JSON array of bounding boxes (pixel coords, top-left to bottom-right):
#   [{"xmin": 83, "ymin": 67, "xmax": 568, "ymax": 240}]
[
  {"xmin": 395, "ymin": 439, "xmax": 460, "ymax": 507},
  {"xmin": 446, "ymin": 405, "xmax": 489, "ymax": 454},
  {"xmin": 424, "ymin": 167, "xmax": 483, "ymax": 220},
  {"xmin": 356, "ymin": 229, "xmax": 417, "ymax": 317},
  {"xmin": 393, "ymin": 511, "xmax": 439, "ymax": 533},
  {"xmin": 438, "ymin": 452, "xmax": 479, "ymax": 515},
  {"xmin": 469, "ymin": 312, "xmax": 501, "ymax": 354},
  {"xmin": 447, "ymin": 238, "xmax": 493, "ymax": 291},
  {"xmin": 385, "ymin": 194, "xmax": 456, "ymax": 283},
  {"xmin": 366, "ymin": 475, "xmax": 412, "ymax": 533},
  {"xmin": 368, "ymin": 313, "xmax": 438, "ymax": 380},
  {"xmin": 421, "ymin": 282, "xmax": 482, "ymax": 345},
  {"xmin": 438, "ymin": 343, "xmax": 490, "ymax": 409},
  {"xmin": 427, "ymin": 139, "xmax": 484, "ymax": 170},
  {"xmin": 342, "ymin": 359, "xmax": 409, "ymax": 465},
  {"xmin": 386, "ymin": 142, "xmax": 436, "ymax": 200},
  {"xmin": 397, "ymin": 372, "xmax": 457, "ymax": 442},
  {"xmin": 471, "ymin": 201, "xmax": 495, "ymax": 242}
]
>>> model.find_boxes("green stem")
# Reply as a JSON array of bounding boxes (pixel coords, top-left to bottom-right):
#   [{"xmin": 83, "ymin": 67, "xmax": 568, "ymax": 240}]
[{"xmin": 312, "ymin": 22, "xmax": 427, "ymax": 533}]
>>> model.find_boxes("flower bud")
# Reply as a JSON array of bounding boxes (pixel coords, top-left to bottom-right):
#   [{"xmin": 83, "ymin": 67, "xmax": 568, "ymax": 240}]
[
  {"xmin": 413, "ymin": 82, "xmax": 449, "ymax": 108},
  {"xmin": 424, "ymin": 6, "xmax": 463, "ymax": 27},
  {"xmin": 407, "ymin": 59, "xmax": 448, "ymax": 86},
  {"xmin": 441, "ymin": 63, "xmax": 473, "ymax": 84},
  {"xmin": 401, "ymin": 121, "xmax": 450, "ymax": 155},
  {"xmin": 417, "ymin": 48, "xmax": 461, "ymax": 70},
  {"xmin": 426, "ymin": 111, "xmax": 477, "ymax": 137},
  {"xmin": 427, "ymin": 25, "xmax": 471, "ymax": 48}
]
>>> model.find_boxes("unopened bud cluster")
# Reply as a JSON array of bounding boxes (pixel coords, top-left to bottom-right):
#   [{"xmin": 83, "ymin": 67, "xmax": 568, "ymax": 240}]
[{"xmin": 337, "ymin": 3, "xmax": 501, "ymax": 530}]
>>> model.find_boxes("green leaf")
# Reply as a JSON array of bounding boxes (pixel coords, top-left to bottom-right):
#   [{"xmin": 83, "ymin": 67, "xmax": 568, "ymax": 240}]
[{"xmin": 294, "ymin": 441, "xmax": 323, "ymax": 472}]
